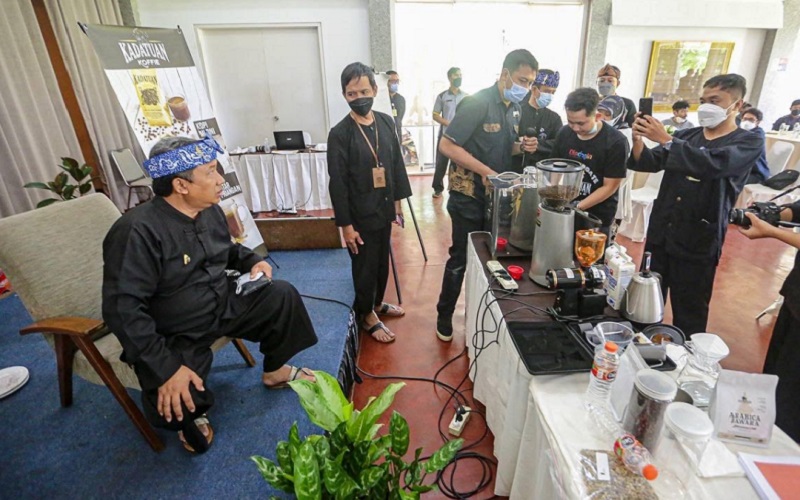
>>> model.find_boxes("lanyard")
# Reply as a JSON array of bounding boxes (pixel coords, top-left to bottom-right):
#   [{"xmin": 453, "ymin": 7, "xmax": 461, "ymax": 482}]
[{"xmin": 353, "ymin": 112, "xmax": 380, "ymax": 168}]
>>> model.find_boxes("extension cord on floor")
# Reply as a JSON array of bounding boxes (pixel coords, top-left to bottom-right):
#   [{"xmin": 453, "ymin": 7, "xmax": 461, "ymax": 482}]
[{"xmin": 448, "ymin": 406, "xmax": 471, "ymax": 437}]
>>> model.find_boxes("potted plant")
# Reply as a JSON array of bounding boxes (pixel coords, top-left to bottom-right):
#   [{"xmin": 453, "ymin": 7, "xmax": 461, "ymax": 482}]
[
  {"xmin": 252, "ymin": 371, "xmax": 463, "ymax": 499},
  {"xmin": 24, "ymin": 157, "xmax": 93, "ymax": 208}
]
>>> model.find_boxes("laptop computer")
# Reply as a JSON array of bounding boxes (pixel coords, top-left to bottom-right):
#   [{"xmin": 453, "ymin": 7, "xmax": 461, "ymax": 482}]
[{"xmin": 273, "ymin": 131, "xmax": 306, "ymax": 151}]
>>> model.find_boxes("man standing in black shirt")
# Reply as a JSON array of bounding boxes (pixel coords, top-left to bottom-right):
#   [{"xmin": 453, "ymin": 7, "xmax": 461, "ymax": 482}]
[
  {"xmin": 771, "ymin": 98, "xmax": 800, "ymax": 131},
  {"xmin": 387, "ymin": 70, "xmax": 406, "ymax": 138},
  {"xmin": 597, "ymin": 64, "xmax": 637, "ymax": 128},
  {"xmin": 739, "ymin": 206, "xmax": 800, "ymax": 442},
  {"xmin": 630, "ymin": 74, "xmax": 763, "ymax": 335},
  {"xmin": 328, "ymin": 63, "xmax": 412, "ymax": 343},
  {"xmin": 435, "ymin": 49, "xmax": 539, "ymax": 341},
  {"xmin": 513, "ymin": 69, "xmax": 563, "ymax": 172},
  {"xmin": 553, "ymin": 88, "xmax": 628, "ymax": 238}
]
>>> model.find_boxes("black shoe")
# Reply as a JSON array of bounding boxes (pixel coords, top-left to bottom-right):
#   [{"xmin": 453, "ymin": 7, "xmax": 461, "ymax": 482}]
[{"xmin": 436, "ymin": 316, "xmax": 453, "ymax": 342}]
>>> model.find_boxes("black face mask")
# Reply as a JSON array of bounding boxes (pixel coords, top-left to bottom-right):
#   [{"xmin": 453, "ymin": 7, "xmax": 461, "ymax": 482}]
[
  {"xmin": 453, "ymin": 77, "xmax": 462, "ymax": 88},
  {"xmin": 349, "ymin": 97, "xmax": 374, "ymax": 117},
  {"xmin": 792, "ymin": 109, "xmax": 800, "ymax": 117}
]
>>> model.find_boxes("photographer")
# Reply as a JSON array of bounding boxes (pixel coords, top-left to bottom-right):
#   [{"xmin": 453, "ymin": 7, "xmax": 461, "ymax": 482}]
[{"xmin": 739, "ymin": 205, "xmax": 800, "ymax": 442}]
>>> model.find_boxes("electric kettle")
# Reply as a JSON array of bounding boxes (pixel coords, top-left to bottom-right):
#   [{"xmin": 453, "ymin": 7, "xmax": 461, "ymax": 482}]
[{"xmin": 622, "ymin": 251, "xmax": 664, "ymax": 324}]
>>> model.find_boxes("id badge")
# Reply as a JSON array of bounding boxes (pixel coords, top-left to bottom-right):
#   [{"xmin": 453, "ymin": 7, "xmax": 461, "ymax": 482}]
[{"xmin": 373, "ymin": 167, "xmax": 386, "ymax": 188}]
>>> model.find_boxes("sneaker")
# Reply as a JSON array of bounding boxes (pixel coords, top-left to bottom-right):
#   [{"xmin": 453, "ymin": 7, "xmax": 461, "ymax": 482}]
[
  {"xmin": 436, "ymin": 316, "xmax": 453, "ymax": 342},
  {"xmin": 432, "ymin": 191, "xmax": 443, "ymax": 198}
]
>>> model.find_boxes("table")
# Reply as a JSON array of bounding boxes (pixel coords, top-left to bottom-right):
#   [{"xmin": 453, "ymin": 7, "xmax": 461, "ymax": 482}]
[
  {"xmin": 231, "ymin": 152, "xmax": 332, "ymax": 212},
  {"xmin": 464, "ymin": 233, "xmax": 800, "ymax": 499}
]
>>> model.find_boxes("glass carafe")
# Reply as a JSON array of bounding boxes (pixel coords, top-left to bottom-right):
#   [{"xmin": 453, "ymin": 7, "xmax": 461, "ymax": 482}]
[{"xmin": 676, "ymin": 333, "xmax": 730, "ymax": 408}]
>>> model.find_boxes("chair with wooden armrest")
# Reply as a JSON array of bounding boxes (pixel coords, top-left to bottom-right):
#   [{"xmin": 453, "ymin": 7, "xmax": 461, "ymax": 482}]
[{"xmin": 0, "ymin": 194, "xmax": 256, "ymax": 452}]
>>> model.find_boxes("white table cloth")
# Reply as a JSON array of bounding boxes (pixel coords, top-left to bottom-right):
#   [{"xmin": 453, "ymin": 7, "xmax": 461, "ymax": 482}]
[
  {"xmin": 231, "ymin": 152, "xmax": 332, "ymax": 212},
  {"xmin": 464, "ymin": 234, "xmax": 800, "ymax": 499}
]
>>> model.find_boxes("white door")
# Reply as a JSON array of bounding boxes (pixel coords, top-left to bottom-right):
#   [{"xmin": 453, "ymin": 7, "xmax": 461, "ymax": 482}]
[{"xmin": 198, "ymin": 26, "xmax": 328, "ymax": 150}]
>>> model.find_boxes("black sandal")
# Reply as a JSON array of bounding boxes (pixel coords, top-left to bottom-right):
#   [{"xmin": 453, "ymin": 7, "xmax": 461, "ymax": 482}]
[{"xmin": 364, "ymin": 321, "xmax": 396, "ymax": 344}]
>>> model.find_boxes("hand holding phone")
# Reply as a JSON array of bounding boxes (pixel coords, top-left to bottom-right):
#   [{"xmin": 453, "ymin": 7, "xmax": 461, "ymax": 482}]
[{"xmin": 639, "ymin": 97, "xmax": 654, "ymax": 117}]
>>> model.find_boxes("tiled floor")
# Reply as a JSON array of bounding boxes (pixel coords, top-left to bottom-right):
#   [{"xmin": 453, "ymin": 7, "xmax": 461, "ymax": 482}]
[{"xmin": 351, "ymin": 175, "xmax": 793, "ymax": 499}]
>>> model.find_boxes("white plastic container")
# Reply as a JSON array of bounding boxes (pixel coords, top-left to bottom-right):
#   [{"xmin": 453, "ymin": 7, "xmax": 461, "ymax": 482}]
[
  {"xmin": 605, "ymin": 249, "xmax": 636, "ymax": 310},
  {"xmin": 622, "ymin": 369, "xmax": 677, "ymax": 452},
  {"xmin": 664, "ymin": 402, "xmax": 714, "ymax": 475}
]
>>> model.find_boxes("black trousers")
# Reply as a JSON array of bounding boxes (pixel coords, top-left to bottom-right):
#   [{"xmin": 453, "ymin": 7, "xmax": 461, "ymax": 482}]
[
  {"xmin": 646, "ymin": 243, "xmax": 717, "ymax": 335},
  {"xmin": 432, "ymin": 135, "xmax": 450, "ymax": 193},
  {"xmin": 437, "ymin": 193, "xmax": 487, "ymax": 321},
  {"xmin": 138, "ymin": 279, "xmax": 318, "ymax": 430},
  {"xmin": 349, "ymin": 222, "xmax": 392, "ymax": 318},
  {"xmin": 764, "ymin": 304, "xmax": 800, "ymax": 442}
]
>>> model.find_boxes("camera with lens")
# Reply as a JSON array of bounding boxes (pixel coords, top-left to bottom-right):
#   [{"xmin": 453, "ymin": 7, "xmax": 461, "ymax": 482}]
[{"xmin": 728, "ymin": 202, "xmax": 783, "ymax": 229}]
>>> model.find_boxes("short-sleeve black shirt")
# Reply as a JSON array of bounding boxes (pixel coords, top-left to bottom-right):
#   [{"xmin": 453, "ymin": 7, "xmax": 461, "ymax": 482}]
[
  {"xmin": 553, "ymin": 123, "xmax": 629, "ymax": 225},
  {"xmin": 443, "ymin": 84, "xmax": 521, "ymax": 204}
]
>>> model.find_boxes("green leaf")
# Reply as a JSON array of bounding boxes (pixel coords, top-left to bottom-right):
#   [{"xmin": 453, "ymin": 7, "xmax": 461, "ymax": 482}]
[
  {"xmin": 276, "ymin": 440, "xmax": 294, "ymax": 475},
  {"xmin": 54, "ymin": 172, "xmax": 69, "ymax": 193},
  {"xmin": 405, "ymin": 459, "xmax": 423, "ymax": 486},
  {"xmin": 390, "ymin": 411, "xmax": 410, "ymax": 456},
  {"xmin": 396, "ymin": 489, "xmax": 419, "ymax": 500},
  {"xmin": 288, "ymin": 422, "xmax": 302, "ymax": 464},
  {"xmin": 36, "ymin": 198, "xmax": 60, "ymax": 208},
  {"xmin": 358, "ymin": 466, "xmax": 385, "ymax": 491},
  {"xmin": 330, "ymin": 422, "xmax": 350, "ymax": 457},
  {"xmin": 79, "ymin": 183, "xmax": 93, "ymax": 195},
  {"xmin": 61, "ymin": 157, "xmax": 79, "ymax": 170},
  {"xmin": 311, "ymin": 370, "xmax": 349, "ymax": 422},
  {"xmin": 23, "ymin": 182, "xmax": 51, "ymax": 190},
  {"xmin": 294, "ymin": 441, "xmax": 322, "ymax": 500},
  {"xmin": 323, "ymin": 457, "xmax": 359, "ymax": 497},
  {"xmin": 370, "ymin": 434, "xmax": 392, "ymax": 463},
  {"xmin": 424, "ymin": 439, "xmax": 463, "ymax": 473},
  {"xmin": 352, "ymin": 441, "xmax": 372, "ymax": 469},
  {"xmin": 349, "ymin": 382, "xmax": 405, "ymax": 442},
  {"xmin": 290, "ymin": 378, "xmax": 343, "ymax": 432},
  {"xmin": 409, "ymin": 484, "xmax": 436, "ymax": 493},
  {"xmin": 251, "ymin": 456, "xmax": 294, "ymax": 493},
  {"xmin": 62, "ymin": 185, "xmax": 76, "ymax": 200},
  {"xmin": 312, "ymin": 436, "xmax": 331, "ymax": 461}
]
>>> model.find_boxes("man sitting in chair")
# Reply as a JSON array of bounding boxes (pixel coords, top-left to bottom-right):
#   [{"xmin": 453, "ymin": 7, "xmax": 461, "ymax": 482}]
[{"xmin": 102, "ymin": 135, "xmax": 318, "ymax": 454}]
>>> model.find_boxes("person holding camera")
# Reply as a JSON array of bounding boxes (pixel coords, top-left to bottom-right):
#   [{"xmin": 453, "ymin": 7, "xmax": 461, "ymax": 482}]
[
  {"xmin": 738, "ymin": 205, "xmax": 800, "ymax": 442},
  {"xmin": 629, "ymin": 74, "xmax": 763, "ymax": 335}
]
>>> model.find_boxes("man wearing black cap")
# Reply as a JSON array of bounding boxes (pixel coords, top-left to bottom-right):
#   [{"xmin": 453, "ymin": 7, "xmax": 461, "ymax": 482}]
[{"xmin": 597, "ymin": 63, "xmax": 637, "ymax": 128}]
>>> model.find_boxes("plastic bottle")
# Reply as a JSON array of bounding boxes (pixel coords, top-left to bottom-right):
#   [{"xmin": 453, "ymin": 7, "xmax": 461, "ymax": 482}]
[
  {"xmin": 613, "ymin": 433, "xmax": 659, "ymax": 480},
  {"xmin": 585, "ymin": 341, "xmax": 620, "ymax": 410}
]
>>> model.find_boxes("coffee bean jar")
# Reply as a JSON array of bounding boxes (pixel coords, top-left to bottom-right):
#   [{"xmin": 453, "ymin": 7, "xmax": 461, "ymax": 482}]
[{"xmin": 622, "ymin": 369, "xmax": 677, "ymax": 452}]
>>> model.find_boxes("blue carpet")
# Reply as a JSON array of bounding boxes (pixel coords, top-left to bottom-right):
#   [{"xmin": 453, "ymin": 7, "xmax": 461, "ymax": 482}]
[{"xmin": 0, "ymin": 249, "xmax": 354, "ymax": 498}]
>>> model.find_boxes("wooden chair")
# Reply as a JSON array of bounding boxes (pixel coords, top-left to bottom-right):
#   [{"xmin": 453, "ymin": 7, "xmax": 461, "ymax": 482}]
[{"xmin": 0, "ymin": 194, "xmax": 256, "ymax": 452}]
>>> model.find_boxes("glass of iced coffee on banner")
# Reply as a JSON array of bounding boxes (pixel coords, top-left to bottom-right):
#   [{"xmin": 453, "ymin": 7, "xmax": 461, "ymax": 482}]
[
  {"xmin": 168, "ymin": 95, "xmax": 191, "ymax": 121},
  {"xmin": 224, "ymin": 201, "xmax": 247, "ymax": 241}
]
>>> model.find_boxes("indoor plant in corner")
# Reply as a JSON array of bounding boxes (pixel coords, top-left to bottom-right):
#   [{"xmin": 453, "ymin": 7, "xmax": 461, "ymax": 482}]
[
  {"xmin": 252, "ymin": 370, "xmax": 462, "ymax": 499},
  {"xmin": 24, "ymin": 157, "xmax": 93, "ymax": 208}
]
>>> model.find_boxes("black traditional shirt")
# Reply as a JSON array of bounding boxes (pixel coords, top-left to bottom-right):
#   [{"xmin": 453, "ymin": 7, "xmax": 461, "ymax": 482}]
[
  {"xmin": 781, "ymin": 201, "xmax": 800, "ymax": 319},
  {"xmin": 513, "ymin": 99, "xmax": 563, "ymax": 172},
  {"xmin": 327, "ymin": 111, "xmax": 413, "ymax": 231},
  {"xmin": 102, "ymin": 197, "xmax": 262, "ymax": 386},
  {"xmin": 628, "ymin": 127, "xmax": 763, "ymax": 262}
]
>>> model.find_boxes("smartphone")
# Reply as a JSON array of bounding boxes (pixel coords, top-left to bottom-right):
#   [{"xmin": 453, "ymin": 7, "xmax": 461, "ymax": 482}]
[{"xmin": 639, "ymin": 97, "xmax": 654, "ymax": 117}]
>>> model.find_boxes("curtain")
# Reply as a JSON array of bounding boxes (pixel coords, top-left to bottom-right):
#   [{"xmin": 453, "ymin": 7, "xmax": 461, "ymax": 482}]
[
  {"xmin": 45, "ymin": 0, "xmax": 146, "ymax": 211},
  {"xmin": 0, "ymin": 0, "xmax": 84, "ymax": 218}
]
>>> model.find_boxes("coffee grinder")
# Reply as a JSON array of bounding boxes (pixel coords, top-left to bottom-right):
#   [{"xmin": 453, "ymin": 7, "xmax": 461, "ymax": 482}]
[
  {"xmin": 529, "ymin": 159, "xmax": 586, "ymax": 285},
  {"xmin": 546, "ymin": 229, "xmax": 608, "ymax": 316}
]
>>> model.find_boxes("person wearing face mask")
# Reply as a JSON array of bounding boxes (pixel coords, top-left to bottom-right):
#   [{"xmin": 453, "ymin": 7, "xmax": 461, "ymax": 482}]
[
  {"xmin": 661, "ymin": 100, "xmax": 695, "ymax": 131},
  {"xmin": 629, "ymin": 74, "xmax": 763, "ymax": 335},
  {"xmin": 435, "ymin": 49, "xmax": 539, "ymax": 342},
  {"xmin": 597, "ymin": 64, "xmax": 637, "ymax": 128},
  {"xmin": 432, "ymin": 67, "xmax": 469, "ymax": 197},
  {"xmin": 771, "ymin": 99, "xmax": 800, "ymax": 131},
  {"xmin": 386, "ymin": 70, "xmax": 405, "ymax": 138},
  {"xmin": 327, "ymin": 62, "xmax": 412, "ymax": 344},
  {"xmin": 739, "ymin": 108, "xmax": 770, "ymax": 185},
  {"xmin": 512, "ymin": 69, "xmax": 563, "ymax": 172},
  {"xmin": 552, "ymin": 88, "xmax": 629, "ymax": 240}
]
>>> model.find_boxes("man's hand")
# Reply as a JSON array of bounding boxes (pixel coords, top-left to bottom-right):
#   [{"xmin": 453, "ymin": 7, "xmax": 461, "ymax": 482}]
[
  {"xmin": 521, "ymin": 136, "xmax": 539, "ymax": 153},
  {"xmin": 250, "ymin": 260, "xmax": 273, "ymax": 279},
  {"xmin": 481, "ymin": 168, "xmax": 499, "ymax": 187},
  {"xmin": 343, "ymin": 225, "xmax": 364, "ymax": 254},
  {"xmin": 739, "ymin": 212, "xmax": 778, "ymax": 239},
  {"xmin": 158, "ymin": 365, "xmax": 205, "ymax": 423},
  {"xmin": 633, "ymin": 114, "xmax": 672, "ymax": 146}
]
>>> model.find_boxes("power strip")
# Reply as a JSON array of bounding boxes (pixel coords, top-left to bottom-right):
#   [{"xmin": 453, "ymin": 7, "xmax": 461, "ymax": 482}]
[
  {"xmin": 448, "ymin": 406, "xmax": 471, "ymax": 437},
  {"xmin": 486, "ymin": 260, "xmax": 518, "ymax": 291}
]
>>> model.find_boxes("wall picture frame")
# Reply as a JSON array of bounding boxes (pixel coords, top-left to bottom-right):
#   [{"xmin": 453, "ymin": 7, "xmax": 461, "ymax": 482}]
[{"xmin": 644, "ymin": 41, "xmax": 735, "ymax": 113}]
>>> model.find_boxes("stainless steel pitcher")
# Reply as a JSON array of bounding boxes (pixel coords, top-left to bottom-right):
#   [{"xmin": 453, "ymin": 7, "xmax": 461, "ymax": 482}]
[{"xmin": 622, "ymin": 251, "xmax": 664, "ymax": 324}]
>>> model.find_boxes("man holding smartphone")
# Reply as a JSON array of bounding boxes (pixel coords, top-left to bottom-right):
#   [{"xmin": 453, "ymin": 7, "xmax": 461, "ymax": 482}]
[{"xmin": 629, "ymin": 74, "xmax": 763, "ymax": 335}]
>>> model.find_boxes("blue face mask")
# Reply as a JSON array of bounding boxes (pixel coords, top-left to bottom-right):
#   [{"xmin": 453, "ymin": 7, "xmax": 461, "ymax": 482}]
[
  {"xmin": 389, "ymin": 83, "xmax": 399, "ymax": 93},
  {"xmin": 536, "ymin": 92, "xmax": 553, "ymax": 108},
  {"xmin": 503, "ymin": 76, "xmax": 529, "ymax": 104}
]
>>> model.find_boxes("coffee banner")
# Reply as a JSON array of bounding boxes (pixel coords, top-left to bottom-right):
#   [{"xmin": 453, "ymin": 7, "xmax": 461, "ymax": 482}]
[{"xmin": 84, "ymin": 24, "xmax": 264, "ymax": 253}]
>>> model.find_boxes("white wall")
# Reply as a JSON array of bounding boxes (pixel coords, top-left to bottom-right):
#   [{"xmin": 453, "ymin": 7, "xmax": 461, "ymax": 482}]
[
  {"xmin": 136, "ymin": 0, "xmax": 370, "ymax": 135},
  {"xmin": 605, "ymin": 26, "xmax": 766, "ymax": 121}
]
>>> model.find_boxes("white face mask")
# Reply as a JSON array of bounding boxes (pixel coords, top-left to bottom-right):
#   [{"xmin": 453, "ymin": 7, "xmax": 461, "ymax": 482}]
[
  {"xmin": 740, "ymin": 121, "xmax": 757, "ymax": 131},
  {"xmin": 674, "ymin": 116, "xmax": 686, "ymax": 124},
  {"xmin": 697, "ymin": 101, "xmax": 737, "ymax": 129}
]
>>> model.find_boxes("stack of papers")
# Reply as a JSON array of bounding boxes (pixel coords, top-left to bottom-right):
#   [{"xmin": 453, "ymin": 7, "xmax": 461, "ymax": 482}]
[{"xmin": 739, "ymin": 453, "xmax": 800, "ymax": 499}]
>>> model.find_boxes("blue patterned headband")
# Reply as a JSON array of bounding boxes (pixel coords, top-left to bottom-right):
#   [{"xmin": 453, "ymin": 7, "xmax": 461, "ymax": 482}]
[
  {"xmin": 143, "ymin": 133, "xmax": 224, "ymax": 179},
  {"xmin": 535, "ymin": 70, "xmax": 560, "ymax": 88}
]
